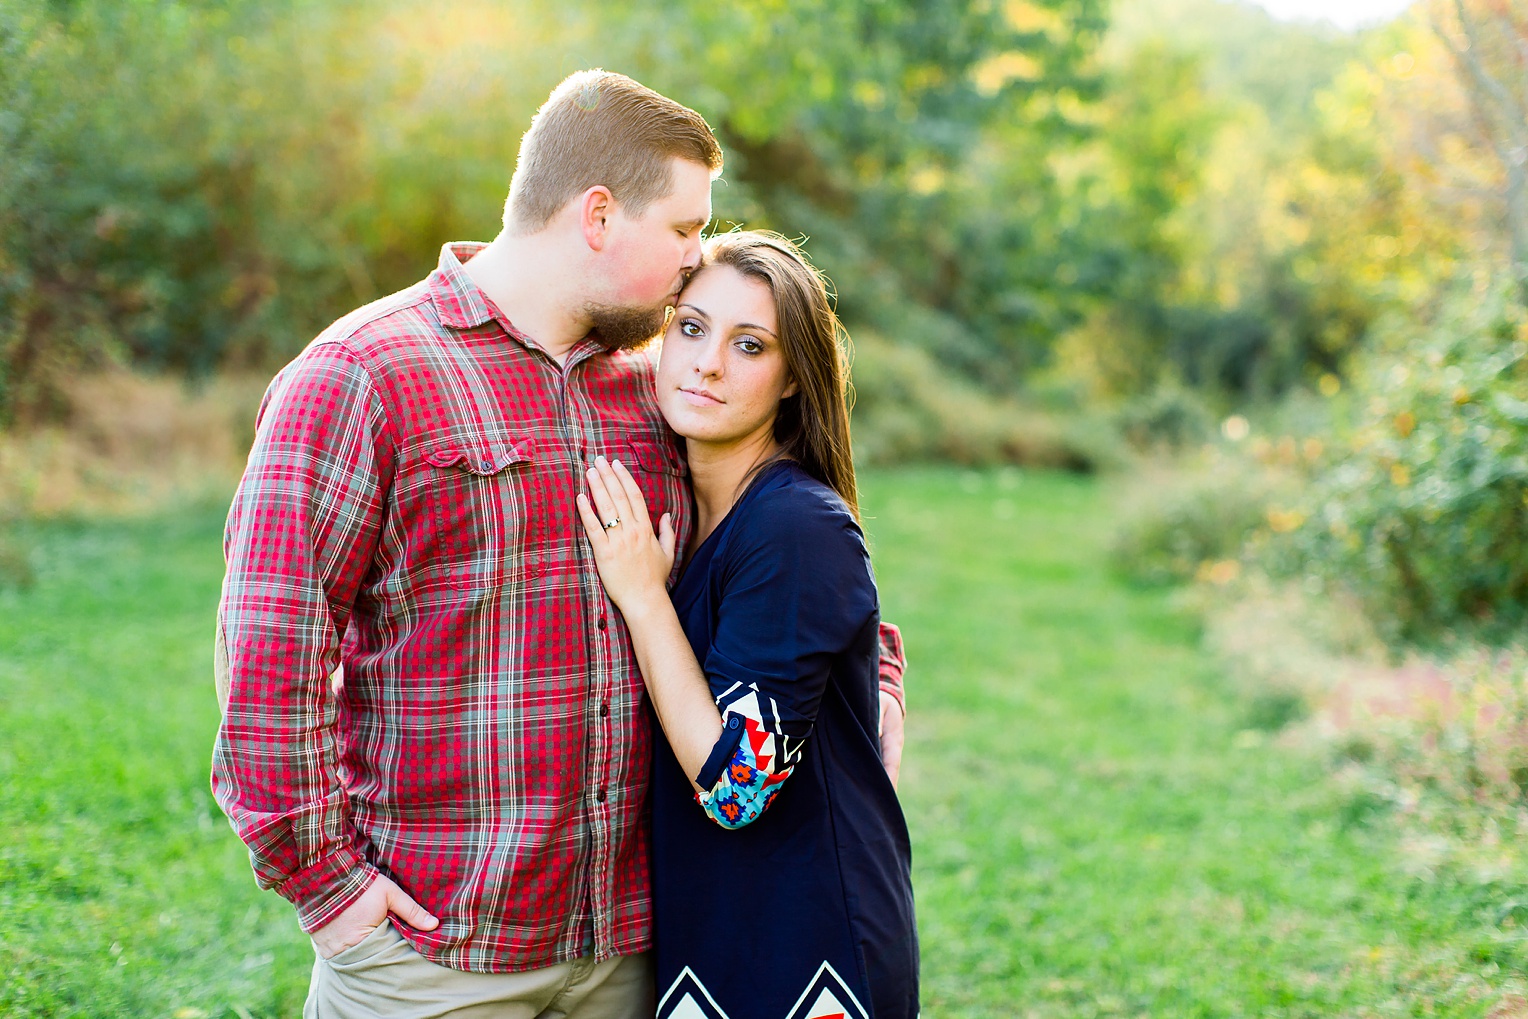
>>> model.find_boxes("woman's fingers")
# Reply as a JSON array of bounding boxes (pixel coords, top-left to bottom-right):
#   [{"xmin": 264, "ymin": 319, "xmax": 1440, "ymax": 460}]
[
  {"xmin": 584, "ymin": 463, "xmax": 622, "ymax": 531},
  {"xmin": 591, "ymin": 457, "xmax": 636, "ymax": 530},
  {"xmin": 658, "ymin": 512, "xmax": 677, "ymax": 566},
  {"xmin": 609, "ymin": 459, "xmax": 654, "ymax": 530},
  {"xmin": 575, "ymin": 493, "xmax": 608, "ymax": 547}
]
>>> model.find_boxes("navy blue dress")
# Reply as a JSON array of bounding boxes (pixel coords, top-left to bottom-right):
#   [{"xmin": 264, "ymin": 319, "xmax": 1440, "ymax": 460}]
[{"xmin": 651, "ymin": 462, "xmax": 918, "ymax": 1019}]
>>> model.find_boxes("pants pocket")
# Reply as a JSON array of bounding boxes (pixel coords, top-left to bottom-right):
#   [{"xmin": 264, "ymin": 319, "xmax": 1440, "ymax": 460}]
[{"xmin": 322, "ymin": 919, "xmax": 399, "ymax": 969}]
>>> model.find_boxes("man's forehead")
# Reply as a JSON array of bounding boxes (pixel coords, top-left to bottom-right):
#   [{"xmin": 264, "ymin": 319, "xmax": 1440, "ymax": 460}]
[{"xmin": 668, "ymin": 158, "xmax": 716, "ymax": 217}]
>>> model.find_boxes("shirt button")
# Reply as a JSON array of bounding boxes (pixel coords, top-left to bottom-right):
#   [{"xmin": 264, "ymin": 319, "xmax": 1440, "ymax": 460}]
[
  {"xmin": 597, "ymin": 616, "xmax": 608, "ymax": 630},
  {"xmin": 596, "ymin": 788, "xmax": 607, "ymax": 802},
  {"xmin": 600, "ymin": 703, "xmax": 610, "ymax": 718},
  {"xmin": 481, "ymin": 459, "xmax": 494, "ymax": 472}
]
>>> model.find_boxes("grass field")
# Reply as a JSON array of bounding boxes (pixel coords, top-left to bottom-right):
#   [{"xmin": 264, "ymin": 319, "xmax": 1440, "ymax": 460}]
[{"xmin": 2, "ymin": 468, "xmax": 1525, "ymax": 1017}]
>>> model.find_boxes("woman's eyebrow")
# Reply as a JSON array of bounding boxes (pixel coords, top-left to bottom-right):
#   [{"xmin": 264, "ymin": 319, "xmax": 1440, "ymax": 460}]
[
  {"xmin": 676, "ymin": 303, "xmax": 711, "ymax": 321},
  {"xmin": 733, "ymin": 321, "xmax": 778, "ymax": 339}
]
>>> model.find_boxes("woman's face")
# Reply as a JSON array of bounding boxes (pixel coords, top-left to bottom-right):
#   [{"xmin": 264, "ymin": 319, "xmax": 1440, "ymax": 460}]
[{"xmin": 656, "ymin": 265, "xmax": 797, "ymax": 450}]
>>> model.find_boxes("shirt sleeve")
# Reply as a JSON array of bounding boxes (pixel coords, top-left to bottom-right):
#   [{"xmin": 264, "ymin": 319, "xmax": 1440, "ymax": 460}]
[
  {"xmin": 877, "ymin": 621, "xmax": 907, "ymax": 713},
  {"xmin": 210, "ymin": 344, "xmax": 393, "ymax": 932},
  {"xmin": 692, "ymin": 484, "xmax": 878, "ymax": 829}
]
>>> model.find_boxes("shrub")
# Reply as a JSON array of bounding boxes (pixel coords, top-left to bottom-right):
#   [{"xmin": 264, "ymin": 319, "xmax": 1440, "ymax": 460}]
[
  {"xmin": 849, "ymin": 331, "xmax": 1122, "ymax": 471},
  {"xmin": 1113, "ymin": 383, "xmax": 1216, "ymax": 451},
  {"xmin": 1108, "ymin": 455, "xmax": 1275, "ymax": 585},
  {"xmin": 1296, "ymin": 281, "xmax": 1528, "ymax": 646}
]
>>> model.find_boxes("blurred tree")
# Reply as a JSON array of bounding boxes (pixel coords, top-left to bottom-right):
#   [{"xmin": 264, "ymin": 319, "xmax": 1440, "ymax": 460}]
[
  {"xmin": 1428, "ymin": 0, "xmax": 1528, "ymax": 300},
  {"xmin": 606, "ymin": 0, "xmax": 1111, "ymax": 389},
  {"xmin": 0, "ymin": 0, "xmax": 1120, "ymax": 420}
]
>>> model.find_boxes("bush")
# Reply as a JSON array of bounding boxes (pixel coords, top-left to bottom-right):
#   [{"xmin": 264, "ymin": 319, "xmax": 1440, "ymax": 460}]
[
  {"xmin": 849, "ymin": 331, "xmax": 1121, "ymax": 470},
  {"xmin": 1113, "ymin": 383, "xmax": 1216, "ymax": 451},
  {"xmin": 1108, "ymin": 454, "xmax": 1275, "ymax": 585},
  {"xmin": 0, "ymin": 369, "xmax": 264, "ymax": 517},
  {"xmin": 1296, "ymin": 281, "xmax": 1528, "ymax": 646}
]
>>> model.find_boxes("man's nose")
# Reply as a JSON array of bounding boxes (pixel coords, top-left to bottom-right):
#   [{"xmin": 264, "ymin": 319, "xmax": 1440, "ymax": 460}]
[{"xmin": 682, "ymin": 234, "xmax": 703, "ymax": 272}]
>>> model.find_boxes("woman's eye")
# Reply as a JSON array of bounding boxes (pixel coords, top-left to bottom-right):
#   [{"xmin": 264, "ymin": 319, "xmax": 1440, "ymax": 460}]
[
  {"xmin": 736, "ymin": 336, "xmax": 764, "ymax": 355},
  {"xmin": 679, "ymin": 319, "xmax": 704, "ymax": 337}
]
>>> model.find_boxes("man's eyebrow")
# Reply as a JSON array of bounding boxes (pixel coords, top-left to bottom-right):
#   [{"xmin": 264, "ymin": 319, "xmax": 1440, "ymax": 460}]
[{"xmin": 676, "ymin": 217, "xmax": 708, "ymax": 230}]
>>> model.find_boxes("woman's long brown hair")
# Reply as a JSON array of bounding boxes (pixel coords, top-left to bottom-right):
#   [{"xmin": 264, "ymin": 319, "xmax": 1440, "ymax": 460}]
[{"xmin": 699, "ymin": 230, "xmax": 858, "ymax": 519}]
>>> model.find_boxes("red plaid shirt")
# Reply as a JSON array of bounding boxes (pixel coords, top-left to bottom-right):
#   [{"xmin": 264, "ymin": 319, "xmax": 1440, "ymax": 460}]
[{"xmin": 211, "ymin": 243, "xmax": 905, "ymax": 974}]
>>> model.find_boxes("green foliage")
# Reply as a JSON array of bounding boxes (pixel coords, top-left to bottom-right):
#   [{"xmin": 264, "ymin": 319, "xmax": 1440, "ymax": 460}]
[
  {"xmin": 1, "ymin": 0, "xmax": 1118, "ymax": 423},
  {"xmin": 1351, "ymin": 650, "xmax": 1528, "ymax": 834},
  {"xmin": 1109, "ymin": 461, "xmax": 1271, "ymax": 586},
  {"xmin": 1297, "ymin": 281, "xmax": 1528, "ymax": 646},
  {"xmin": 0, "ymin": 0, "xmax": 581, "ymax": 420},
  {"xmin": 617, "ymin": 0, "xmax": 1111, "ymax": 388},
  {"xmin": 1112, "ymin": 383, "xmax": 1215, "ymax": 451},
  {"xmin": 850, "ymin": 331, "xmax": 1118, "ymax": 470}
]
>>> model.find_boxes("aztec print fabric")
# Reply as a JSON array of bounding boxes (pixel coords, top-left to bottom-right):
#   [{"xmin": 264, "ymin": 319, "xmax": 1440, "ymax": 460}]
[
  {"xmin": 211, "ymin": 244, "xmax": 692, "ymax": 972},
  {"xmin": 693, "ymin": 684, "xmax": 800, "ymax": 828},
  {"xmin": 653, "ymin": 463, "xmax": 919, "ymax": 1018}
]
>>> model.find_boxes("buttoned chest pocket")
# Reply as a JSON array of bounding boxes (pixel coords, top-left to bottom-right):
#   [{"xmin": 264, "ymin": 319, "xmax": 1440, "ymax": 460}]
[{"xmin": 413, "ymin": 438, "xmax": 539, "ymax": 590}]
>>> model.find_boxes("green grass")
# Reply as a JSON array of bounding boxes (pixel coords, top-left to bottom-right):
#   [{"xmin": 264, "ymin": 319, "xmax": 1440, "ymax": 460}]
[
  {"xmin": 0, "ymin": 508, "xmax": 313, "ymax": 1018},
  {"xmin": 866, "ymin": 469, "xmax": 1527, "ymax": 1017},
  {"xmin": 2, "ymin": 470, "xmax": 1525, "ymax": 1016}
]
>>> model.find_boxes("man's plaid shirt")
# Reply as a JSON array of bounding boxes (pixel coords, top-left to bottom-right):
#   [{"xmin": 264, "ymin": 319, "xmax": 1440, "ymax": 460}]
[{"xmin": 211, "ymin": 242, "xmax": 905, "ymax": 974}]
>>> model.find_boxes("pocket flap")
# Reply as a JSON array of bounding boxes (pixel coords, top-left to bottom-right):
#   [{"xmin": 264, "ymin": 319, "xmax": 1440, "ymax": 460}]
[
  {"xmin": 625, "ymin": 438, "xmax": 687, "ymax": 476},
  {"xmin": 424, "ymin": 437, "xmax": 534, "ymax": 475}
]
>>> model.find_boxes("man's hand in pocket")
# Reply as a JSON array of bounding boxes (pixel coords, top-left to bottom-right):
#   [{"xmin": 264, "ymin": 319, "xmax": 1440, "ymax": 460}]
[{"xmin": 311, "ymin": 875, "xmax": 439, "ymax": 959}]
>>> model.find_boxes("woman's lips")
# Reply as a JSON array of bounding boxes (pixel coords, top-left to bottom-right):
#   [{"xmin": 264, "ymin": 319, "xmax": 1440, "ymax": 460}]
[{"xmin": 678, "ymin": 387, "xmax": 723, "ymax": 406}]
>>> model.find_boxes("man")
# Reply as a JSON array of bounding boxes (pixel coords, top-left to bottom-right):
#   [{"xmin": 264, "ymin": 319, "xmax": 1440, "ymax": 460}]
[{"xmin": 212, "ymin": 70, "xmax": 905, "ymax": 1018}]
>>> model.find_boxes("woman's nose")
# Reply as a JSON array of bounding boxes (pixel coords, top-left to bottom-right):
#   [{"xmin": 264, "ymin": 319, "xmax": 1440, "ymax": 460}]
[{"xmin": 693, "ymin": 338, "xmax": 724, "ymax": 376}]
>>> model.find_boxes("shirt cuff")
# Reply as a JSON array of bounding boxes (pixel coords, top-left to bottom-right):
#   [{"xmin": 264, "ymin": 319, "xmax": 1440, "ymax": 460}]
[
  {"xmin": 277, "ymin": 847, "xmax": 380, "ymax": 933},
  {"xmin": 877, "ymin": 621, "xmax": 907, "ymax": 712}
]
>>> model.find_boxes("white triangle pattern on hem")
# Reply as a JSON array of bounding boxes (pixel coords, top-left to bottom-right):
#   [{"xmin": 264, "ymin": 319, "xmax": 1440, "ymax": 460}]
[{"xmin": 655, "ymin": 960, "xmax": 871, "ymax": 1019}]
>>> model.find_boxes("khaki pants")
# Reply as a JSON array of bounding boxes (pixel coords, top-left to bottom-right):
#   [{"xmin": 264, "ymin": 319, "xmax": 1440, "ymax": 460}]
[{"xmin": 303, "ymin": 922, "xmax": 654, "ymax": 1019}]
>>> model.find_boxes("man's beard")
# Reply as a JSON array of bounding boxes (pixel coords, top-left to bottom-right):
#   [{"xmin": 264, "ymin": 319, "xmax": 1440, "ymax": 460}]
[{"xmin": 585, "ymin": 300, "xmax": 669, "ymax": 352}]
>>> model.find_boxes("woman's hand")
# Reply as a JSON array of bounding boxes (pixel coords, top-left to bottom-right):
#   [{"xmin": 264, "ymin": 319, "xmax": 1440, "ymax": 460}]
[{"xmin": 576, "ymin": 456, "xmax": 677, "ymax": 614}]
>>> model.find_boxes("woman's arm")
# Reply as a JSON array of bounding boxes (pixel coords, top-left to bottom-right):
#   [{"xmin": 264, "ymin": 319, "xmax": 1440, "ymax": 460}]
[
  {"xmin": 575, "ymin": 457, "xmax": 721, "ymax": 793},
  {"xmin": 578, "ymin": 457, "xmax": 872, "ymax": 828}
]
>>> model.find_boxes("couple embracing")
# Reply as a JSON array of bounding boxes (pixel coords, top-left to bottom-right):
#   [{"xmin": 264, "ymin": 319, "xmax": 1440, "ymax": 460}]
[{"xmin": 212, "ymin": 70, "xmax": 918, "ymax": 1019}]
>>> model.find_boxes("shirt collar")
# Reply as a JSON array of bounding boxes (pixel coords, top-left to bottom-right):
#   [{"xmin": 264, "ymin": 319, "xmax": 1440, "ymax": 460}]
[
  {"xmin": 431, "ymin": 242, "xmax": 504, "ymax": 331},
  {"xmin": 430, "ymin": 241, "xmax": 617, "ymax": 365}
]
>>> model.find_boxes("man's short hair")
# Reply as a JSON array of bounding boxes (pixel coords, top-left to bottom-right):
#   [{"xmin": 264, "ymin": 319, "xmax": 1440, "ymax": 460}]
[{"xmin": 505, "ymin": 70, "xmax": 723, "ymax": 233}]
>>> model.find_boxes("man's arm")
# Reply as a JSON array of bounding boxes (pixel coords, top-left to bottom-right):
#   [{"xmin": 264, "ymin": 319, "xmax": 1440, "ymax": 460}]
[
  {"xmin": 211, "ymin": 346, "xmax": 432, "ymax": 947},
  {"xmin": 877, "ymin": 622, "xmax": 906, "ymax": 788}
]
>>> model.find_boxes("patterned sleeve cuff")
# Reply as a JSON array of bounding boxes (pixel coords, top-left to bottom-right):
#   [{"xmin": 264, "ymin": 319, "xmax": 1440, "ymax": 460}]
[
  {"xmin": 694, "ymin": 713, "xmax": 797, "ymax": 830},
  {"xmin": 877, "ymin": 621, "xmax": 907, "ymax": 712},
  {"xmin": 695, "ymin": 714, "xmax": 747, "ymax": 790}
]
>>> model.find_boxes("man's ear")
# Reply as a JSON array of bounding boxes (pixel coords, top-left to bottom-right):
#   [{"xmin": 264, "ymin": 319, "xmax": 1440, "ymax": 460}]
[{"xmin": 580, "ymin": 186, "xmax": 615, "ymax": 251}]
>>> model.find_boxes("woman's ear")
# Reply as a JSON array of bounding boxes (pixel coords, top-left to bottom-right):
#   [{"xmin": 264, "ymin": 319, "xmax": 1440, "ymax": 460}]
[{"xmin": 782, "ymin": 375, "xmax": 799, "ymax": 400}]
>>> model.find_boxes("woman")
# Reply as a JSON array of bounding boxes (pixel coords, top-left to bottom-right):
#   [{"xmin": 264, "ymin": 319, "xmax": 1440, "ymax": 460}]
[{"xmin": 574, "ymin": 231, "xmax": 918, "ymax": 1019}]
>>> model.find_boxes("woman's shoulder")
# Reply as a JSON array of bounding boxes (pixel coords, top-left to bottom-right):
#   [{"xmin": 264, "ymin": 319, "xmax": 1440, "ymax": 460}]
[{"xmin": 732, "ymin": 462, "xmax": 862, "ymax": 550}]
